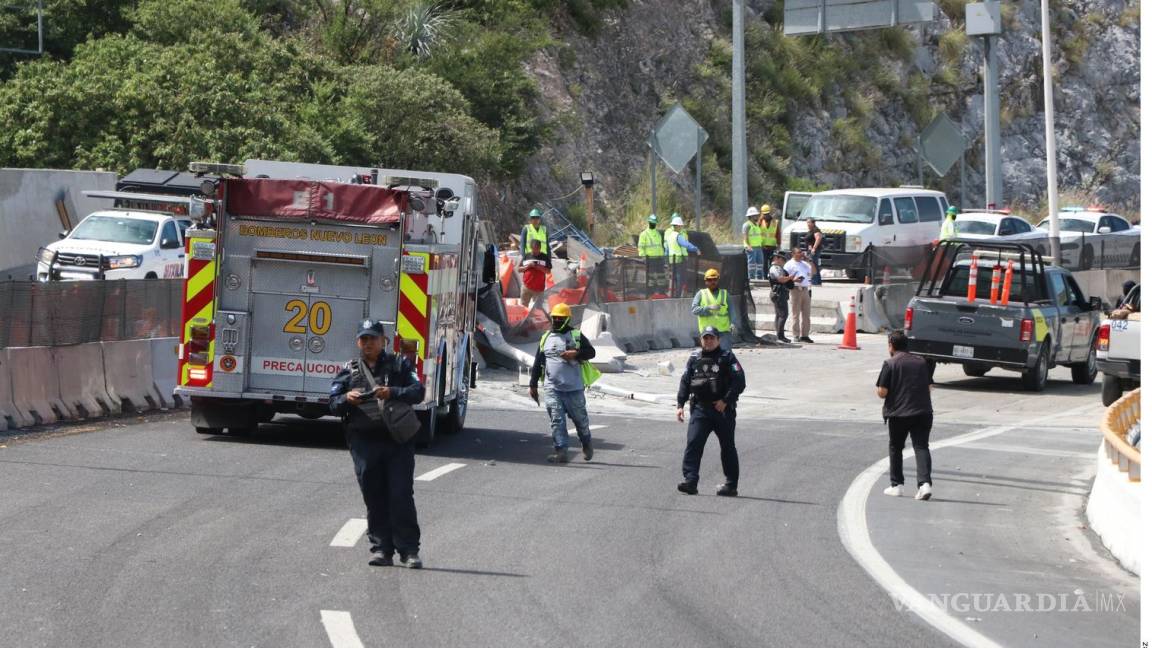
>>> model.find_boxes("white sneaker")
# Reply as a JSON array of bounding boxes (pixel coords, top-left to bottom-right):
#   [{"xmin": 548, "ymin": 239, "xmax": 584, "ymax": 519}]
[
  {"xmin": 883, "ymin": 485, "xmax": 904, "ymax": 497},
  {"xmin": 915, "ymin": 484, "xmax": 933, "ymax": 501}
]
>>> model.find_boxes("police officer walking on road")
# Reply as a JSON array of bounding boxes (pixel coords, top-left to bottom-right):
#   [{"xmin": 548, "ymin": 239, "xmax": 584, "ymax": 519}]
[
  {"xmin": 330, "ymin": 320, "xmax": 427, "ymax": 568},
  {"xmin": 676, "ymin": 326, "xmax": 746, "ymax": 497}
]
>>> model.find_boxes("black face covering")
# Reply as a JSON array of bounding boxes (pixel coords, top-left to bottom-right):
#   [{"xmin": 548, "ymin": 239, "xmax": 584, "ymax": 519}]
[{"xmin": 551, "ymin": 317, "xmax": 568, "ymax": 332}]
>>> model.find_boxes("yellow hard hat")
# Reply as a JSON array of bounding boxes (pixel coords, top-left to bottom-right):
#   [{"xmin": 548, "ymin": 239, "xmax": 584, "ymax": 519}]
[
  {"xmin": 704, "ymin": 268, "xmax": 720, "ymax": 280},
  {"xmin": 760, "ymin": 204, "xmax": 772, "ymax": 214},
  {"xmin": 550, "ymin": 303, "xmax": 572, "ymax": 318}
]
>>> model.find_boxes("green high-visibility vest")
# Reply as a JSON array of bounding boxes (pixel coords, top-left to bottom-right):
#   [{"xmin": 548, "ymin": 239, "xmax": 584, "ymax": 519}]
[
  {"xmin": 665, "ymin": 228, "xmax": 686, "ymax": 263},
  {"xmin": 524, "ymin": 223, "xmax": 548, "ymax": 254},
  {"xmin": 763, "ymin": 220, "xmax": 779, "ymax": 246},
  {"xmin": 538, "ymin": 329, "xmax": 601, "ymax": 387},
  {"xmin": 939, "ymin": 219, "xmax": 956, "ymax": 240},
  {"xmin": 638, "ymin": 227, "xmax": 664, "ymax": 257},
  {"xmin": 696, "ymin": 288, "xmax": 731, "ymax": 333},
  {"xmin": 746, "ymin": 223, "xmax": 763, "ymax": 247}
]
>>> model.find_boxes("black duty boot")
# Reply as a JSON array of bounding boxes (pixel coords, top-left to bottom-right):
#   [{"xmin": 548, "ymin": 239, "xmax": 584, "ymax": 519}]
[
  {"xmin": 716, "ymin": 483, "xmax": 739, "ymax": 497},
  {"xmin": 677, "ymin": 481, "xmax": 698, "ymax": 495}
]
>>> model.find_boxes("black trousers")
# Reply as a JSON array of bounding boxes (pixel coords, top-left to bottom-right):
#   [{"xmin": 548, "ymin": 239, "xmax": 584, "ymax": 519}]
[
  {"xmin": 682, "ymin": 405, "xmax": 739, "ymax": 486},
  {"xmin": 772, "ymin": 295, "xmax": 789, "ymax": 338},
  {"xmin": 887, "ymin": 413, "xmax": 933, "ymax": 487},
  {"xmin": 346, "ymin": 427, "xmax": 421, "ymax": 556}
]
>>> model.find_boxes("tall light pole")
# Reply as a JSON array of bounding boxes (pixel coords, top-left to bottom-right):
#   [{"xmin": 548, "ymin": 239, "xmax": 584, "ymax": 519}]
[
  {"xmin": 731, "ymin": 0, "xmax": 748, "ymax": 238},
  {"xmin": 1040, "ymin": 0, "xmax": 1062, "ymax": 266}
]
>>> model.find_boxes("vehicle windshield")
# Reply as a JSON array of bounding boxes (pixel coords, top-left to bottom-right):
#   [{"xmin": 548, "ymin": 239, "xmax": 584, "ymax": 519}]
[
  {"xmin": 1037, "ymin": 218, "xmax": 1095, "ymax": 233},
  {"xmin": 69, "ymin": 215, "xmax": 158, "ymax": 245},
  {"xmin": 798, "ymin": 195, "xmax": 877, "ymax": 224},
  {"xmin": 955, "ymin": 221, "xmax": 996, "ymax": 236}
]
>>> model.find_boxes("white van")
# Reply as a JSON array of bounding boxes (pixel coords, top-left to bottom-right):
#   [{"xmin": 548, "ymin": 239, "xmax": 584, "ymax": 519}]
[{"xmin": 781, "ymin": 187, "xmax": 949, "ymax": 278}]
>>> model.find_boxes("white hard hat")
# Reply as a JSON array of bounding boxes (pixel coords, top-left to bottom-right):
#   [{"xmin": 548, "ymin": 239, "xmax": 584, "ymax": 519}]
[
  {"xmin": 670, "ymin": 216, "xmax": 684, "ymax": 226},
  {"xmin": 745, "ymin": 207, "xmax": 759, "ymax": 218}
]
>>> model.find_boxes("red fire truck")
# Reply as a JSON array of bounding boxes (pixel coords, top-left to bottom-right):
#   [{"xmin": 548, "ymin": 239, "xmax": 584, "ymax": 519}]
[{"xmin": 174, "ymin": 161, "xmax": 488, "ymax": 446}]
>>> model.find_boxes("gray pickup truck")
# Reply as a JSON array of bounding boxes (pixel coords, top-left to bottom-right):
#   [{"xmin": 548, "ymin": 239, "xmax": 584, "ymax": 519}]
[{"xmin": 905, "ymin": 240, "xmax": 1103, "ymax": 391}]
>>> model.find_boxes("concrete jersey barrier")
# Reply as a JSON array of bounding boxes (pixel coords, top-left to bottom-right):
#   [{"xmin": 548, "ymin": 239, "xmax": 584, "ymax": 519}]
[
  {"xmin": 101, "ymin": 339, "xmax": 164, "ymax": 413},
  {"xmin": 6, "ymin": 346, "xmax": 71, "ymax": 426},
  {"xmin": 53, "ymin": 343, "xmax": 115, "ymax": 419}
]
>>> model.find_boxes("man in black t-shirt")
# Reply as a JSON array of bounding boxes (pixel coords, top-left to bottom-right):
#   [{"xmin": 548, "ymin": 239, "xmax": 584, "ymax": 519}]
[{"xmin": 875, "ymin": 331, "xmax": 934, "ymax": 500}]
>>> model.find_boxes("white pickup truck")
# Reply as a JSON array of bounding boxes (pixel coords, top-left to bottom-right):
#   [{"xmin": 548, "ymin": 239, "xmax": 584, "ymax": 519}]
[
  {"xmin": 1097, "ymin": 283, "xmax": 1140, "ymax": 405},
  {"xmin": 36, "ymin": 209, "xmax": 190, "ymax": 281}
]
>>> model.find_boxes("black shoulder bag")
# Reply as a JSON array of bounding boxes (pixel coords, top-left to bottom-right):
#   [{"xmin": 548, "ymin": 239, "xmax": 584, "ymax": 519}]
[{"xmin": 356, "ymin": 358, "xmax": 422, "ymax": 443}]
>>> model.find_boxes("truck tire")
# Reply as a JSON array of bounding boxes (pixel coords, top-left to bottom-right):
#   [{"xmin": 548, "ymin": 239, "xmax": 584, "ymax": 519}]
[
  {"xmin": 195, "ymin": 426, "xmax": 222, "ymax": 435},
  {"xmin": 415, "ymin": 409, "xmax": 435, "ymax": 448},
  {"xmin": 442, "ymin": 350, "xmax": 471, "ymax": 435},
  {"xmin": 1070, "ymin": 346, "xmax": 1098, "ymax": 385},
  {"xmin": 962, "ymin": 364, "xmax": 989, "ymax": 377},
  {"xmin": 1101, "ymin": 374, "xmax": 1122, "ymax": 406},
  {"xmin": 1022, "ymin": 343, "xmax": 1050, "ymax": 392}
]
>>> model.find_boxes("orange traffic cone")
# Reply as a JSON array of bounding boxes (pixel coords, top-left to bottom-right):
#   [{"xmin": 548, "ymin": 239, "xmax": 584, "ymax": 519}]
[{"xmin": 838, "ymin": 294, "xmax": 860, "ymax": 350}]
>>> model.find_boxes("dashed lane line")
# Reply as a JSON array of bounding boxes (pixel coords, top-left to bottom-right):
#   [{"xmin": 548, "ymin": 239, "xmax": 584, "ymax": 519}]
[
  {"xmin": 321, "ymin": 610, "xmax": 365, "ymax": 648},
  {"xmin": 837, "ymin": 402, "xmax": 1099, "ymax": 648},
  {"xmin": 329, "ymin": 518, "xmax": 368, "ymax": 548},
  {"xmin": 415, "ymin": 462, "xmax": 467, "ymax": 481}
]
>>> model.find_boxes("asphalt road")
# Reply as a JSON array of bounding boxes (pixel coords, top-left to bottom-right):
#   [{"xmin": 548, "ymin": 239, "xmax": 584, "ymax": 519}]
[
  {"xmin": 0, "ymin": 403, "xmax": 952, "ymax": 648},
  {"xmin": 0, "ymin": 390, "xmax": 1136, "ymax": 647}
]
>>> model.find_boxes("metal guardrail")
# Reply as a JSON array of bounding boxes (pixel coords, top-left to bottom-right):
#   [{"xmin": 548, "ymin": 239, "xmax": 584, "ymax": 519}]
[{"xmin": 1100, "ymin": 387, "xmax": 1141, "ymax": 482}]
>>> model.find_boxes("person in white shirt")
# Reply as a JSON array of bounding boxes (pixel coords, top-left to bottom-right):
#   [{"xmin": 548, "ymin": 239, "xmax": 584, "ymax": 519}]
[{"xmin": 783, "ymin": 247, "xmax": 815, "ymax": 343}]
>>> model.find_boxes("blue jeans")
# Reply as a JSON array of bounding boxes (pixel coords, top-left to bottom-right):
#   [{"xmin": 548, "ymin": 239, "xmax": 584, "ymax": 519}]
[
  {"xmin": 810, "ymin": 250, "xmax": 823, "ymax": 285},
  {"xmin": 545, "ymin": 388, "xmax": 592, "ymax": 450},
  {"xmin": 744, "ymin": 247, "xmax": 764, "ymax": 280}
]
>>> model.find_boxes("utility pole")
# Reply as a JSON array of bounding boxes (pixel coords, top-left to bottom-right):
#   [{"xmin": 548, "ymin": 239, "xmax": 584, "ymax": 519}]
[
  {"xmin": 580, "ymin": 172, "xmax": 596, "ymax": 240},
  {"xmin": 731, "ymin": 0, "xmax": 748, "ymax": 238},
  {"xmin": 1040, "ymin": 0, "xmax": 1062, "ymax": 266}
]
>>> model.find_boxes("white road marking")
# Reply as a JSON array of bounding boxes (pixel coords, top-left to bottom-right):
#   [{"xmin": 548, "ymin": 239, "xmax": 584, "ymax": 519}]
[
  {"xmin": 415, "ymin": 462, "xmax": 467, "ymax": 481},
  {"xmin": 953, "ymin": 442, "xmax": 1096, "ymax": 459},
  {"xmin": 329, "ymin": 518, "xmax": 367, "ymax": 548},
  {"xmin": 568, "ymin": 424, "xmax": 607, "ymax": 433},
  {"xmin": 837, "ymin": 402, "xmax": 1099, "ymax": 648},
  {"xmin": 320, "ymin": 610, "xmax": 365, "ymax": 648}
]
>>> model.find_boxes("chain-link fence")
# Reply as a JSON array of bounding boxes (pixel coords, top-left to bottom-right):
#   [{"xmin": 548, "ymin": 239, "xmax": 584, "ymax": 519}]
[{"xmin": 0, "ymin": 279, "xmax": 183, "ymax": 348}]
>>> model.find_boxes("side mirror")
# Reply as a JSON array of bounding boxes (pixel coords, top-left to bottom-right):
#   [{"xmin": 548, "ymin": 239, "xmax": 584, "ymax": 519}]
[
  {"xmin": 440, "ymin": 197, "xmax": 461, "ymax": 217},
  {"xmin": 1098, "ymin": 226, "xmax": 1112, "ymax": 234},
  {"xmin": 58, "ymin": 230, "xmax": 68, "ymax": 239},
  {"xmin": 1089, "ymin": 296, "xmax": 1103, "ymax": 311}
]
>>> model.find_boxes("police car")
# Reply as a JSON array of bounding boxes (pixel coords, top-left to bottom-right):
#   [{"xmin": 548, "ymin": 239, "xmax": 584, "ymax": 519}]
[
  {"xmin": 36, "ymin": 210, "xmax": 191, "ymax": 281},
  {"xmin": 953, "ymin": 210, "xmax": 1036, "ymax": 239},
  {"xmin": 1035, "ymin": 207, "xmax": 1141, "ymax": 269}
]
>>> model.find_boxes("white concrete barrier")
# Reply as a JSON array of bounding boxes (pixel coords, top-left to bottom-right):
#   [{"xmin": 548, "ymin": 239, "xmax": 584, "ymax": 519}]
[
  {"xmin": 7, "ymin": 346, "xmax": 71, "ymax": 425},
  {"xmin": 52, "ymin": 343, "xmax": 114, "ymax": 419},
  {"xmin": 0, "ymin": 349, "xmax": 24, "ymax": 430},
  {"xmin": 1085, "ymin": 441, "xmax": 1142, "ymax": 575},
  {"xmin": 149, "ymin": 337, "xmax": 182, "ymax": 409},
  {"xmin": 101, "ymin": 339, "xmax": 163, "ymax": 412}
]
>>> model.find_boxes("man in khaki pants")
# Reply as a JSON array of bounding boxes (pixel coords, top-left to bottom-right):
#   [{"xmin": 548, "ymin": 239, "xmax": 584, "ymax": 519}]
[{"xmin": 783, "ymin": 247, "xmax": 814, "ymax": 343}]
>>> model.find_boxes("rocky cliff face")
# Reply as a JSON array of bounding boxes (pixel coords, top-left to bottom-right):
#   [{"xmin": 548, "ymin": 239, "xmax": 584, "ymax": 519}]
[{"xmin": 504, "ymin": 0, "xmax": 1138, "ymax": 237}]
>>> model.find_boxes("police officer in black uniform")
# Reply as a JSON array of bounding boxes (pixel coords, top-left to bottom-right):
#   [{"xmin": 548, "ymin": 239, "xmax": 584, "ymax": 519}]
[
  {"xmin": 330, "ymin": 320, "xmax": 426, "ymax": 568},
  {"xmin": 675, "ymin": 325, "xmax": 746, "ymax": 496}
]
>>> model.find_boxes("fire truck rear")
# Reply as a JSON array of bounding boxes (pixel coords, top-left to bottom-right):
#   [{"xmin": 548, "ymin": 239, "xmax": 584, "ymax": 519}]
[{"xmin": 175, "ymin": 162, "xmax": 484, "ymax": 446}]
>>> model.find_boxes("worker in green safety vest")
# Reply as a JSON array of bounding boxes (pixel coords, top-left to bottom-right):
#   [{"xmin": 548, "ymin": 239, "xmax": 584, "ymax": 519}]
[
  {"xmin": 759, "ymin": 203, "xmax": 779, "ymax": 259},
  {"xmin": 939, "ymin": 206, "xmax": 958, "ymax": 241},
  {"xmin": 664, "ymin": 214, "xmax": 699, "ymax": 297},
  {"xmin": 742, "ymin": 207, "xmax": 765, "ymax": 280},
  {"xmin": 637, "ymin": 214, "xmax": 664, "ymax": 258},
  {"xmin": 520, "ymin": 208, "xmax": 552, "ymax": 268},
  {"xmin": 691, "ymin": 268, "xmax": 733, "ymax": 351}
]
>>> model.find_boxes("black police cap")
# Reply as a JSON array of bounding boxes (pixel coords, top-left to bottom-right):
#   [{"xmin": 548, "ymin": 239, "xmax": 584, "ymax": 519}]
[{"xmin": 357, "ymin": 319, "xmax": 384, "ymax": 339}]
